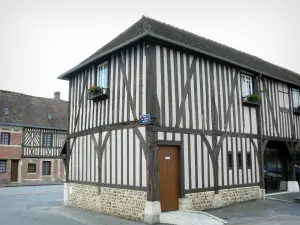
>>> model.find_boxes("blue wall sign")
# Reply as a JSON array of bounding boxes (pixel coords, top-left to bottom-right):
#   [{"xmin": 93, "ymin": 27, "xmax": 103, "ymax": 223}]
[{"xmin": 140, "ymin": 114, "xmax": 151, "ymax": 125}]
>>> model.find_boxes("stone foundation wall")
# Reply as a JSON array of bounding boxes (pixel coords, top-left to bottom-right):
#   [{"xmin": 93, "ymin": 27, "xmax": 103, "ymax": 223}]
[
  {"xmin": 67, "ymin": 183, "xmax": 147, "ymax": 221},
  {"xmin": 186, "ymin": 186, "xmax": 262, "ymax": 211},
  {"xmin": 219, "ymin": 186, "xmax": 261, "ymax": 206}
]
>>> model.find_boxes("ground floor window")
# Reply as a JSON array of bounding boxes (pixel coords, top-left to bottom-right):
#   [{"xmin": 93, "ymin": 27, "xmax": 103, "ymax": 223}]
[
  {"xmin": 42, "ymin": 161, "xmax": 51, "ymax": 175},
  {"xmin": 27, "ymin": 163, "xmax": 36, "ymax": 173},
  {"xmin": 0, "ymin": 160, "xmax": 6, "ymax": 173}
]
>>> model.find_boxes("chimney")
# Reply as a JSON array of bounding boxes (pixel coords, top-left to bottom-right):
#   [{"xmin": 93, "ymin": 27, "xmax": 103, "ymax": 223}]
[{"xmin": 54, "ymin": 91, "xmax": 60, "ymax": 100}]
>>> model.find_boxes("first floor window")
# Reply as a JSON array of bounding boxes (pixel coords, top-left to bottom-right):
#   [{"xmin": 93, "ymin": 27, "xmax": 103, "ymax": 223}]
[
  {"xmin": 247, "ymin": 153, "xmax": 252, "ymax": 168},
  {"xmin": 27, "ymin": 163, "xmax": 36, "ymax": 173},
  {"xmin": 241, "ymin": 74, "xmax": 253, "ymax": 97},
  {"xmin": 292, "ymin": 88, "xmax": 300, "ymax": 108},
  {"xmin": 97, "ymin": 62, "xmax": 108, "ymax": 88},
  {"xmin": 237, "ymin": 152, "xmax": 242, "ymax": 169},
  {"xmin": 0, "ymin": 160, "xmax": 6, "ymax": 173},
  {"xmin": 0, "ymin": 132, "xmax": 10, "ymax": 145},
  {"xmin": 227, "ymin": 152, "xmax": 233, "ymax": 169},
  {"xmin": 42, "ymin": 161, "xmax": 51, "ymax": 175},
  {"xmin": 43, "ymin": 133, "xmax": 53, "ymax": 147}
]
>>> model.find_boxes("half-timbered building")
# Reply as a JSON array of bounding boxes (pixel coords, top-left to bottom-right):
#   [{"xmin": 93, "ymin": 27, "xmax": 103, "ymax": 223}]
[
  {"xmin": 0, "ymin": 90, "xmax": 68, "ymax": 184},
  {"xmin": 59, "ymin": 16, "xmax": 300, "ymax": 223}
]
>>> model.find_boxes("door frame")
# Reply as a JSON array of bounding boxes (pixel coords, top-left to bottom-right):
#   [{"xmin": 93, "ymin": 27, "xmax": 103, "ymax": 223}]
[{"xmin": 156, "ymin": 141, "xmax": 185, "ymax": 203}]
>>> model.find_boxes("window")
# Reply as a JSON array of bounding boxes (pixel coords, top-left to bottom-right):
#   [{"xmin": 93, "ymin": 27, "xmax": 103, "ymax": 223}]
[
  {"xmin": 42, "ymin": 161, "xmax": 51, "ymax": 175},
  {"xmin": 0, "ymin": 160, "xmax": 6, "ymax": 173},
  {"xmin": 247, "ymin": 153, "xmax": 252, "ymax": 168},
  {"xmin": 237, "ymin": 152, "xmax": 242, "ymax": 169},
  {"xmin": 228, "ymin": 152, "xmax": 233, "ymax": 169},
  {"xmin": 97, "ymin": 62, "xmax": 108, "ymax": 88},
  {"xmin": 292, "ymin": 88, "xmax": 300, "ymax": 108},
  {"xmin": 43, "ymin": 134, "xmax": 52, "ymax": 147},
  {"xmin": 0, "ymin": 132, "xmax": 10, "ymax": 145},
  {"xmin": 27, "ymin": 164, "xmax": 36, "ymax": 173},
  {"xmin": 241, "ymin": 74, "xmax": 253, "ymax": 97},
  {"xmin": 3, "ymin": 108, "xmax": 9, "ymax": 114},
  {"xmin": 278, "ymin": 83, "xmax": 290, "ymax": 109}
]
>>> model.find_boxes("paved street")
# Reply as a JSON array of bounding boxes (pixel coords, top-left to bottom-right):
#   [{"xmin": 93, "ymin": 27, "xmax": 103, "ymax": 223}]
[
  {"xmin": 1, "ymin": 185, "xmax": 300, "ymax": 225},
  {"xmin": 209, "ymin": 193, "xmax": 300, "ymax": 225},
  {"xmin": 0, "ymin": 185, "xmax": 145, "ymax": 225}
]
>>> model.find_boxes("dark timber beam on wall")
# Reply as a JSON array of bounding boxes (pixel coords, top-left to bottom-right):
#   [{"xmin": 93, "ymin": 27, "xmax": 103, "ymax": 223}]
[
  {"xmin": 146, "ymin": 129, "xmax": 159, "ymax": 201},
  {"xmin": 145, "ymin": 41, "xmax": 159, "ymax": 202},
  {"xmin": 257, "ymin": 74, "xmax": 264, "ymax": 189}
]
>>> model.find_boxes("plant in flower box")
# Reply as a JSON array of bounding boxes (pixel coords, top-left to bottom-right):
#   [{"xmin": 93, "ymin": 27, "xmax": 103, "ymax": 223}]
[
  {"xmin": 88, "ymin": 85, "xmax": 103, "ymax": 96},
  {"xmin": 246, "ymin": 93, "xmax": 261, "ymax": 103}
]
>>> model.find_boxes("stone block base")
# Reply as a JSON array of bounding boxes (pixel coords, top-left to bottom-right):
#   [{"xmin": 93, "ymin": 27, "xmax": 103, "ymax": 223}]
[
  {"xmin": 186, "ymin": 186, "xmax": 262, "ymax": 211},
  {"xmin": 144, "ymin": 201, "xmax": 161, "ymax": 224},
  {"xmin": 67, "ymin": 183, "xmax": 147, "ymax": 221},
  {"xmin": 179, "ymin": 198, "xmax": 193, "ymax": 210},
  {"xmin": 280, "ymin": 181, "xmax": 300, "ymax": 192}
]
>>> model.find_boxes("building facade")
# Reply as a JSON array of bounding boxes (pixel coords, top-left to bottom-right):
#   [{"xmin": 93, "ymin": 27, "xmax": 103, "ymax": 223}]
[
  {"xmin": 0, "ymin": 90, "xmax": 68, "ymax": 185},
  {"xmin": 59, "ymin": 16, "xmax": 300, "ymax": 223}
]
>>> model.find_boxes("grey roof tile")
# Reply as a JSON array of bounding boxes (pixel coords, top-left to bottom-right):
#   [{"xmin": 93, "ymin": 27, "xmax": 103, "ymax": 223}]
[
  {"xmin": 58, "ymin": 16, "xmax": 300, "ymax": 86},
  {"xmin": 0, "ymin": 90, "xmax": 68, "ymax": 130}
]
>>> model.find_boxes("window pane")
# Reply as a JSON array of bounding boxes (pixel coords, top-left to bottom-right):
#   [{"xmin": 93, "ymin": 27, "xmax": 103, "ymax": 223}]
[
  {"xmin": 241, "ymin": 75, "xmax": 252, "ymax": 97},
  {"xmin": 104, "ymin": 67, "xmax": 108, "ymax": 88},
  {"xmin": 0, "ymin": 133, "xmax": 10, "ymax": 145},
  {"xmin": 42, "ymin": 161, "xmax": 51, "ymax": 175},
  {"xmin": 28, "ymin": 164, "xmax": 36, "ymax": 173},
  {"xmin": 293, "ymin": 89, "xmax": 300, "ymax": 107},
  {"xmin": 0, "ymin": 160, "xmax": 6, "ymax": 173}
]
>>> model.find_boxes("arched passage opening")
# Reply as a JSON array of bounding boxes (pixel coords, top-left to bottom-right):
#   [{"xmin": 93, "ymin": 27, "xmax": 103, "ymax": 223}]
[{"xmin": 264, "ymin": 141, "xmax": 293, "ymax": 193}]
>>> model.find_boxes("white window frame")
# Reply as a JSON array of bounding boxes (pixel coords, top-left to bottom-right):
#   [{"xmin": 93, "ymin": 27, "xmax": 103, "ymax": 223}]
[
  {"xmin": 97, "ymin": 62, "xmax": 108, "ymax": 89},
  {"xmin": 241, "ymin": 74, "xmax": 253, "ymax": 97},
  {"xmin": 292, "ymin": 88, "xmax": 300, "ymax": 108}
]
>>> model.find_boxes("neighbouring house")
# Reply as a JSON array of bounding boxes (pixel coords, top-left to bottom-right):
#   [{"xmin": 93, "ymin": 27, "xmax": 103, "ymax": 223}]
[
  {"xmin": 0, "ymin": 90, "xmax": 68, "ymax": 185},
  {"xmin": 58, "ymin": 16, "xmax": 300, "ymax": 223}
]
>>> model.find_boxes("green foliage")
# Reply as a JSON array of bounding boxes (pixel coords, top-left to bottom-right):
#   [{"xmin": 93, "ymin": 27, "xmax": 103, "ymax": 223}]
[
  {"xmin": 292, "ymin": 149, "xmax": 300, "ymax": 165},
  {"xmin": 88, "ymin": 86, "xmax": 103, "ymax": 95},
  {"xmin": 247, "ymin": 93, "xmax": 261, "ymax": 102}
]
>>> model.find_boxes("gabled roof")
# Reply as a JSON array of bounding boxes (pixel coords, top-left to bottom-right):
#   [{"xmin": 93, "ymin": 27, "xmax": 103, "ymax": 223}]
[
  {"xmin": 0, "ymin": 90, "xmax": 68, "ymax": 130},
  {"xmin": 58, "ymin": 16, "xmax": 300, "ymax": 86}
]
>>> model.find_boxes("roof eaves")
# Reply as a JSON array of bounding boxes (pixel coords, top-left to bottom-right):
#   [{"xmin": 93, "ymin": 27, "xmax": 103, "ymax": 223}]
[
  {"xmin": 0, "ymin": 122, "xmax": 67, "ymax": 131},
  {"xmin": 57, "ymin": 32, "xmax": 150, "ymax": 80},
  {"xmin": 146, "ymin": 32, "xmax": 300, "ymax": 87}
]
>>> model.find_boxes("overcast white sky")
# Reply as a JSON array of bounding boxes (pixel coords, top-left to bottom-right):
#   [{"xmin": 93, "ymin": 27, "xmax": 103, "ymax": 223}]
[{"xmin": 0, "ymin": 0, "xmax": 299, "ymax": 101}]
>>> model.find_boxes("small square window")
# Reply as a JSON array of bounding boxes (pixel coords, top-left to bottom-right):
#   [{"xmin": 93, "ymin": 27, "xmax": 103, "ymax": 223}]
[
  {"xmin": 27, "ymin": 164, "xmax": 36, "ymax": 173},
  {"xmin": 42, "ymin": 161, "xmax": 51, "ymax": 175},
  {"xmin": 247, "ymin": 153, "xmax": 252, "ymax": 168},
  {"xmin": 0, "ymin": 133, "xmax": 10, "ymax": 145},
  {"xmin": 241, "ymin": 74, "xmax": 253, "ymax": 97},
  {"xmin": 237, "ymin": 152, "xmax": 242, "ymax": 169},
  {"xmin": 43, "ymin": 133, "xmax": 52, "ymax": 147},
  {"xmin": 3, "ymin": 108, "xmax": 9, "ymax": 114},
  {"xmin": 97, "ymin": 62, "xmax": 109, "ymax": 89},
  {"xmin": 0, "ymin": 160, "xmax": 6, "ymax": 173},
  {"xmin": 228, "ymin": 152, "xmax": 233, "ymax": 169}
]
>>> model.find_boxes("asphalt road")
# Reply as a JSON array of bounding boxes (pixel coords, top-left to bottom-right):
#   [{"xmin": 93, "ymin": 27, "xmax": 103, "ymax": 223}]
[
  {"xmin": 0, "ymin": 185, "xmax": 145, "ymax": 225},
  {"xmin": 208, "ymin": 194, "xmax": 300, "ymax": 225},
  {"xmin": 2, "ymin": 185, "xmax": 300, "ymax": 225}
]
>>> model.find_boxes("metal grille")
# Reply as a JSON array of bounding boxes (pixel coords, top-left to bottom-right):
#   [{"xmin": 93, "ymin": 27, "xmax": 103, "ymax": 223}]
[
  {"xmin": 43, "ymin": 134, "xmax": 52, "ymax": 147},
  {"xmin": 0, "ymin": 160, "xmax": 6, "ymax": 173},
  {"xmin": 0, "ymin": 133, "xmax": 10, "ymax": 145},
  {"xmin": 27, "ymin": 164, "xmax": 36, "ymax": 173},
  {"xmin": 42, "ymin": 161, "xmax": 51, "ymax": 175}
]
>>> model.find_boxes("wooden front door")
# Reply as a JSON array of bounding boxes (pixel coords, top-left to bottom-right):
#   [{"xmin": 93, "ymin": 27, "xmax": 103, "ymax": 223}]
[
  {"xmin": 158, "ymin": 145, "xmax": 179, "ymax": 212},
  {"xmin": 11, "ymin": 160, "xmax": 18, "ymax": 182}
]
